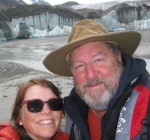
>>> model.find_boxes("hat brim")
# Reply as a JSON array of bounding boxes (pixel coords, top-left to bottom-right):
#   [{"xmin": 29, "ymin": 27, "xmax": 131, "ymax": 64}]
[{"xmin": 43, "ymin": 30, "xmax": 141, "ymax": 77}]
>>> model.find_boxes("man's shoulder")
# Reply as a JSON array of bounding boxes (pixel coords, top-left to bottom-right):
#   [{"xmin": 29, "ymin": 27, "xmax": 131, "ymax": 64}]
[{"xmin": 139, "ymin": 75, "xmax": 150, "ymax": 90}]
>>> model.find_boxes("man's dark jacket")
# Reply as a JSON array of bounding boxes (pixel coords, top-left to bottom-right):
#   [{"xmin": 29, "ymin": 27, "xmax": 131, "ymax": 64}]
[{"xmin": 64, "ymin": 53, "xmax": 150, "ymax": 140}]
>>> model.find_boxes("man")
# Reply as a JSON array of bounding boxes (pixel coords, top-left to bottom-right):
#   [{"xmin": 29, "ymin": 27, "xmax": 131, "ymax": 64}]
[{"xmin": 43, "ymin": 19, "xmax": 150, "ymax": 140}]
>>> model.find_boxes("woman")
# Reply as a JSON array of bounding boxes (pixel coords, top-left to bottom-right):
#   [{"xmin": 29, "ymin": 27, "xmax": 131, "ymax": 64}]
[{"xmin": 0, "ymin": 78, "xmax": 69, "ymax": 140}]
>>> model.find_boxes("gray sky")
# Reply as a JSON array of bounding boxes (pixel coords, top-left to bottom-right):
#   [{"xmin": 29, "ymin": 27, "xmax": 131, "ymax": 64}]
[
  {"xmin": 24, "ymin": 0, "xmax": 142, "ymax": 5},
  {"xmin": 44, "ymin": 0, "xmax": 122, "ymax": 5}
]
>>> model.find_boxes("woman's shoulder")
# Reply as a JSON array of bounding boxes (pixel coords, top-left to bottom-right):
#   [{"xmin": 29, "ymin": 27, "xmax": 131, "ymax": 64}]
[
  {"xmin": 0, "ymin": 122, "xmax": 20, "ymax": 140},
  {"xmin": 54, "ymin": 129, "xmax": 70, "ymax": 140}
]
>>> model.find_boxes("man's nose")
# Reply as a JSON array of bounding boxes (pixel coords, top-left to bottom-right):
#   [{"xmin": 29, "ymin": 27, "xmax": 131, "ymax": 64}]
[{"xmin": 85, "ymin": 64, "xmax": 97, "ymax": 79}]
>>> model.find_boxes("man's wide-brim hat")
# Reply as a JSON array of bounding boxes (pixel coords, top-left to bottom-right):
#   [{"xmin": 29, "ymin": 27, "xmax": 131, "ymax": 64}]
[{"xmin": 43, "ymin": 19, "xmax": 141, "ymax": 77}]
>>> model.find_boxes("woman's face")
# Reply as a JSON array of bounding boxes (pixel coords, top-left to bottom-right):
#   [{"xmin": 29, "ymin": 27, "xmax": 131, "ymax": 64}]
[{"xmin": 19, "ymin": 85, "xmax": 62, "ymax": 140}]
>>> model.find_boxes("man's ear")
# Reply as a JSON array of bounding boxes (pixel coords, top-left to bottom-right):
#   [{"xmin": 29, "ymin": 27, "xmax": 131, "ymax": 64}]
[{"xmin": 118, "ymin": 53, "xmax": 123, "ymax": 64}]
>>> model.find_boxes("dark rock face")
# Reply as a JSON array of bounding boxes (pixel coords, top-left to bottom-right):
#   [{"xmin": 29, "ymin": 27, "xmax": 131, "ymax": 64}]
[
  {"xmin": 0, "ymin": 0, "xmax": 21, "ymax": 7},
  {"xmin": 87, "ymin": 11, "xmax": 100, "ymax": 19},
  {"xmin": 18, "ymin": 23, "xmax": 30, "ymax": 38},
  {"xmin": 61, "ymin": 1, "xmax": 79, "ymax": 7},
  {"xmin": 117, "ymin": 4, "xmax": 150, "ymax": 23},
  {"xmin": 0, "ymin": 5, "xmax": 84, "ymax": 19},
  {"xmin": 0, "ymin": 21, "xmax": 12, "ymax": 40}
]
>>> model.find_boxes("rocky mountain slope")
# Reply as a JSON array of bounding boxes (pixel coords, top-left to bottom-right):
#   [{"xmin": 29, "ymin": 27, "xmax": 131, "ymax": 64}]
[{"xmin": 0, "ymin": 0, "xmax": 26, "ymax": 10}]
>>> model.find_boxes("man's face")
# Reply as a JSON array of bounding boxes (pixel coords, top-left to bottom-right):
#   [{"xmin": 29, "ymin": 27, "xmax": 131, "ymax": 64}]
[{"xmin": 70, "ymin": 41, "xmax": 123, "ymax": 110}]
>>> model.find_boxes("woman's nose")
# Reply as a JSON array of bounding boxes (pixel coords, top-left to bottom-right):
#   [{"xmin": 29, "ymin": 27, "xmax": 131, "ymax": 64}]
[{"xmin": 41, "ymin": 103, "xmax": 52, "ymax": 114}]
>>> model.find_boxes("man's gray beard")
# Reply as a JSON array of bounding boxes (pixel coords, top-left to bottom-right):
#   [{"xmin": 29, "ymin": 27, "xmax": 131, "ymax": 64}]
[
  {"xmin": 75, "ymin": 64, "xmax": 123, "ymax": 111},
  {"xmin": 79, "ymin": 88, "xmax": 115, "ymax": 110}
]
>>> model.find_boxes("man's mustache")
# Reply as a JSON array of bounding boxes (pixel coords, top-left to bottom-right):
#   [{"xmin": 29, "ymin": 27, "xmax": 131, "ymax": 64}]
[{"xmin": 82, "ymin": 78, "xmax": 108, "ymax": 87}]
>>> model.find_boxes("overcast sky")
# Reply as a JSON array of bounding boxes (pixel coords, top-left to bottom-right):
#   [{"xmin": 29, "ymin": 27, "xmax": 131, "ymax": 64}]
[
  {"xmin": 44, "ymin": 0, "xmax": 125, "ymax": 5},
  {"xmin": 24, "ymin": 0, "xmax": 142, "ymax": 5}
]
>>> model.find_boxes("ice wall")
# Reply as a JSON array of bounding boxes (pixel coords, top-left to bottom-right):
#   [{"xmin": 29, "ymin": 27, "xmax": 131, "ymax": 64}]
[{"xmin": 7, "ymin": 12, "xmax": 79, "ymax": 32}]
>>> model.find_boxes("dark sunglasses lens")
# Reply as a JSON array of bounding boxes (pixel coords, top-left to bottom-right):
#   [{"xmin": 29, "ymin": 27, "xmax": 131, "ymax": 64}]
[
  {"xmin": 48, "ymin": 99, "xmax": 63, "ymax": 111},
  {"xmin": 27, "ymin": 100, "xmax": 43, "ymax": 112}
]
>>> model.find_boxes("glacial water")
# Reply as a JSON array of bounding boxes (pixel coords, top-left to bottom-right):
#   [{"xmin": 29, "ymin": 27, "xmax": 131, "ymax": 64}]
[{"xmin": 0, "ymin": 36, "xmax": 68, "ymax": 72}]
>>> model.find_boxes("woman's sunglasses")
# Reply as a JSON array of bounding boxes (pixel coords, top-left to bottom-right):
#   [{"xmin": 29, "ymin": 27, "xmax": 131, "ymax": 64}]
[{"xmin": 22, "ymin": 98, "xmax": 63, "ymax": 113}]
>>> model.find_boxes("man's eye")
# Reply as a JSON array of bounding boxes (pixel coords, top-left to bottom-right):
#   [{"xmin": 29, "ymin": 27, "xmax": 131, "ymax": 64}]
[
  {"xmin": 74, "ymin": 64, "xmax": 84, "ymax": 70},
  {"xmin": 96, "ymin": 58, "xmax": 103, "ymax": 62}
]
